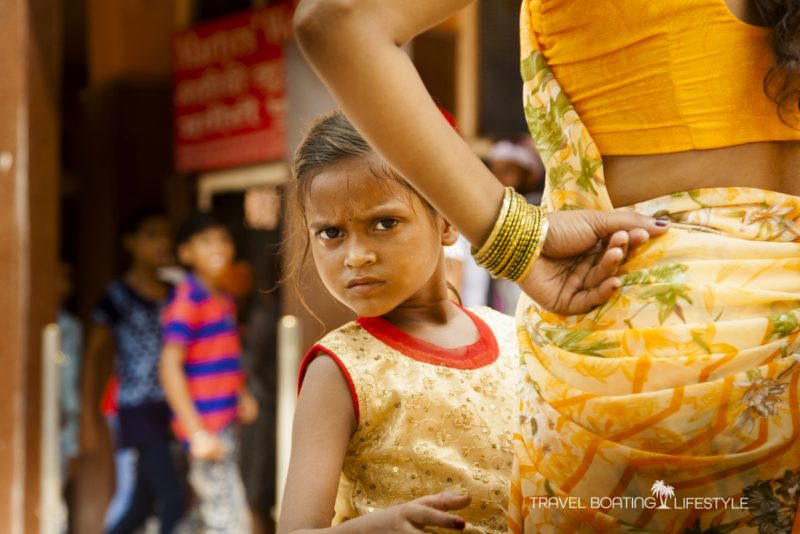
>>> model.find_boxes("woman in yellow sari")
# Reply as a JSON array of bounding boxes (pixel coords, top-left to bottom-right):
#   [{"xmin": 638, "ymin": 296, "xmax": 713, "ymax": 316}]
[{"xmin": 293, "ymin": 0, "xmax": 800, "ymax": 531}]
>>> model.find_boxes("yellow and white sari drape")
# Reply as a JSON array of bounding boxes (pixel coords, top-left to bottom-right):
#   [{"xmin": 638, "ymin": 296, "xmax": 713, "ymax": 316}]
[{"xmin": 510, "ymin": 4, "xmax": 800, "ymax": 533}]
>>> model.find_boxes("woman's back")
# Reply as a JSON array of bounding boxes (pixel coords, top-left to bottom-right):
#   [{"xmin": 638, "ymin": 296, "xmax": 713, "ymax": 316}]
[
  {"xmin": 604, "ymin": 141, "xmax": 800, "ymax": 206},
  {"xmin": 525, "ymin": 0, "xmax": 800, "ymax": 205}
]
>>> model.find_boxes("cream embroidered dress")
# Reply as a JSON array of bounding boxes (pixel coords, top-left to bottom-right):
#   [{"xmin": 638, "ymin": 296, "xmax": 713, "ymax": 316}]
[{"xmin": 299, "ymin": 306, "xmax": 518, "ymax": 533}]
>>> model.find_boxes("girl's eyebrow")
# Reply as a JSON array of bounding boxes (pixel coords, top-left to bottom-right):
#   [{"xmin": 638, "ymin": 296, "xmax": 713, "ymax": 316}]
[
  {"xmin": 307, "ymin": 217, "xmax": 336, "ymax": 231},
  {"xmin": 308, "ymin": 199, "xmax": 410, "ymax": 229},
  {"xmin": 353, "ymin": 199, "xmax": 409, "ymax": 220}
]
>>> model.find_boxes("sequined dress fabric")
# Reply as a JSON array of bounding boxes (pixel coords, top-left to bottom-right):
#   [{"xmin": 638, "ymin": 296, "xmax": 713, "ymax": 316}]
[{"xmin": 307, "ymin": 306, "xmax": 519, "ymax": 533}]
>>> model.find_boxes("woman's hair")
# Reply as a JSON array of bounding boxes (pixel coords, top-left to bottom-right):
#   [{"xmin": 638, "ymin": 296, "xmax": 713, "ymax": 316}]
[{"xmin": 755, "ymin": 0, "xmax": 800, "ymax": 123}]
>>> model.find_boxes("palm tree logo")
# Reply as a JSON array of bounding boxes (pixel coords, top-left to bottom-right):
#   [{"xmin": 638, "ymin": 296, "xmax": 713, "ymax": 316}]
[{"xmin": 650, "ymin": 480, "xmax": 675, "ymax": 509}]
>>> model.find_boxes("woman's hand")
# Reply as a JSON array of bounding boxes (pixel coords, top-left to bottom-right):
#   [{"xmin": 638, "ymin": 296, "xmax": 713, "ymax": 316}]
[
  {"xmin": 353, "ymin": 492, "xmax": 471, "ymax": 532},
  {"xmin": 520, "ymin": 210, "xmax": 670, "ymax": 314}
]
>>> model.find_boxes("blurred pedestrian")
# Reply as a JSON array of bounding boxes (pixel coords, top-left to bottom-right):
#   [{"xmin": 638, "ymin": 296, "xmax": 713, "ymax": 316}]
[
  {"xmin": 159, "ymin": 212, "xmax": 258, "ymax": 534},
  {"xmin": 98, "ymin": 376, "xmax": 139, "ymax": 532},
  {"xmin": 57, "ymin": 260, "xmax": 82, "ymax": 530},
  {"xmin": 487, "ymin": 138, "xmax": 544, "ymax": 203},
  {"xmin": 81, "ymin": 206, "xmax": 186, "ymax": 534}
]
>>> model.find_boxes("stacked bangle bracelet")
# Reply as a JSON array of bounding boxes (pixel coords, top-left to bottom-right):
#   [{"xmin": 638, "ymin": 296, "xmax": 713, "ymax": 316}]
[{"xmin": 471, "ymin": 187, "xmax": 549, "ymax": 282}]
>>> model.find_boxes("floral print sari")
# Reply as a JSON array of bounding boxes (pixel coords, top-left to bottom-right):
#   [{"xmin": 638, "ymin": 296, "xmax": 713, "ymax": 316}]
[{"xmin": 510, "ymin": 3, "xmax": 800, "ymax": 533}]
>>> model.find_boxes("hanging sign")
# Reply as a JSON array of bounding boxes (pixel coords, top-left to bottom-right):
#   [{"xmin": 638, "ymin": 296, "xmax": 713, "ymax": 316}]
[{"xmin": 173, "ymin": 4, "xmax": 293, "ymax": 172}]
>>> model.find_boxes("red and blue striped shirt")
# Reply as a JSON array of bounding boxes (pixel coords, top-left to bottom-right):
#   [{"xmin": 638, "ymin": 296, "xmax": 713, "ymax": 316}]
[{"xmin": 161, "ymin": 274, "xmax": 244, "ymax": 441}]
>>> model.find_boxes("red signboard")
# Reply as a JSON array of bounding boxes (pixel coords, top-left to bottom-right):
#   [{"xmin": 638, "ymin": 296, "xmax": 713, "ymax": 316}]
[{"xmin": 173, "ymin": 4, "xmax": 293, "ymax": 173}]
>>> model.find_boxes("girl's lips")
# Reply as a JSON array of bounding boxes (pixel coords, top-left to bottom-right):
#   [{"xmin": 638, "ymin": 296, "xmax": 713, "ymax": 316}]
[{"xmin": 346, "ymin": 278, "xmax": 385, "ymax": 293}]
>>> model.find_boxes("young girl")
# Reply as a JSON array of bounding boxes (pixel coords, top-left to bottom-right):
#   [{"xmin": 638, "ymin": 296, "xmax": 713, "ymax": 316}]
[{"xmin": 278, "ymin": 111, "xmax": 519, "ymax": 533}]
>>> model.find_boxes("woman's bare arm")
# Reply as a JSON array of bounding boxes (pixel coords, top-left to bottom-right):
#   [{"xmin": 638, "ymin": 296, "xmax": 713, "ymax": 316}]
[
  {"xmin": 294, "ymin": 0, "xmax": 503, "ymax": 247},
  {"xmin": 295, "ymin": 0, "xmax": 671, "ymax": 314}
]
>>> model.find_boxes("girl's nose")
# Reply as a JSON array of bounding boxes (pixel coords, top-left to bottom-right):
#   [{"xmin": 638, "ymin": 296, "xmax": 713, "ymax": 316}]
[{"xmin": 344, "ymin": 242, "xmax": 377, "ymax": 268}]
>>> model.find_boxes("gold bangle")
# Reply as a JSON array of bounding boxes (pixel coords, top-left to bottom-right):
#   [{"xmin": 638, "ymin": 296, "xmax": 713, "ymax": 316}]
[
  {"xmin": 509, "ymin": 204, "xmax": 541, "ymax": 279},
  {"xmin": 480, "ymin": 199, "xmax": 523, "ymax": 270},
  {"xmin": 495, "ymin": 203, "xmax": 532, "ymax": 278},
  {"xmin": 477, "ymin": 192, "xmax": 524, "ymax": 275},
  {"xmin": 472, "ymin": 187, "xmax": 514, "ymax": 259},
  {"xmin": 503, "ymin": 221, "xmax": 533, "ymax": 279},
  {"xmin": 515, "ymin": 213, "xmax": 549, "ymax": 283},
  {"xmin": 471, "ymin": 190, "xmax": 548, "ymax": 282},
  {"xmin": 482, "ymin": 190, "xmax": 525, "ymax": 268},
  {"xmin": 496, "ymin": 194, "xmax": 534, "ymax": 278}
]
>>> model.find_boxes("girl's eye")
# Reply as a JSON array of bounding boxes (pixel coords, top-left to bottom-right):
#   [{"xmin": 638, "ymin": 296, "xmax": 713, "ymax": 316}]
[
  {"xmin": 318, "ymin": 227, "xmax": 343, "ymax": 240},
  {"xmin": 375, "ymin": 218, "xmax": 398, "ymax": 231}
]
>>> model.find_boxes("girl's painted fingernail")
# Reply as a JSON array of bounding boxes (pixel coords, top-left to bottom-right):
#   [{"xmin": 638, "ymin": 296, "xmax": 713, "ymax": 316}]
[
  {"xmin": 453, "ymin": 519, "xmax": 466, "ymax": 530},
  {"xmin": 655, "ymin": 217, "xmax": 670, "ymax": 227}
]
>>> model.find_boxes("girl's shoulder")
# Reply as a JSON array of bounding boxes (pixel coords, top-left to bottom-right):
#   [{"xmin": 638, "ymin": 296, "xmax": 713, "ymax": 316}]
[
  {"xmin": 297, "ymin": 320, "xmax": 370, "ymax": 419},
  {"xmin": 300, "ymin": 320, "xmax": 366, "ymax": 377},
  {"xmin": 313, "ymin": 320, "xmax": 365, "ymax": 352}
]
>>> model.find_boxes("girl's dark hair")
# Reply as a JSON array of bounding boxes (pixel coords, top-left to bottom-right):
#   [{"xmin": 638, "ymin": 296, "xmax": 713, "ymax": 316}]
[
  {"xmin": 120, "ymin": 205, "xmax": 167, "ymax": 238},
  {"xmin": 755, "ymin": 0, "xmax": 800, "ymax": 123},
  {"xmin": 292, "ymin": 110, "xmax": 373, "ymax": 185}
]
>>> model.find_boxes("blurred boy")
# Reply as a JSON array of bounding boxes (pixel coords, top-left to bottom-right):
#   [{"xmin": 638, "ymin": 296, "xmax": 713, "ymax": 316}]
[{"xmin": 159, "ymin": 212, "xmax": 258, "ymax": 534}]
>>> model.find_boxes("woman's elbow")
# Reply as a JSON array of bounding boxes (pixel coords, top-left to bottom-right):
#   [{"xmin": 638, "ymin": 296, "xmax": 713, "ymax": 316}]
[{"xmin": 293, "ymin": 0, "xmax": 359, "ymax": 49}]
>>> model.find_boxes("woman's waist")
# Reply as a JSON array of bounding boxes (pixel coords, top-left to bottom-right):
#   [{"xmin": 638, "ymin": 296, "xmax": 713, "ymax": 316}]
[
  {"xmin": 604, "ymin": 142, "xmax": 800, "ymax": 207},
  {"xmin": 610, "ymin": 187, "xmax": 800, "ymax": 246}
]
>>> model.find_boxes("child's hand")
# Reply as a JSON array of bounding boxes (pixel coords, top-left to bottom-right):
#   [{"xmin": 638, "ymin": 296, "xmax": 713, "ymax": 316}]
[
  {"xmin": 357, "ymin": 492, "xmax": 471, "ymax": 531},
  {"xmin": 190, "ymin": 429, "xmax": 225, "ymax": 461},
  {"xmin": 237, "ymin": 388, "xmax": 259, "ymax": 425}
]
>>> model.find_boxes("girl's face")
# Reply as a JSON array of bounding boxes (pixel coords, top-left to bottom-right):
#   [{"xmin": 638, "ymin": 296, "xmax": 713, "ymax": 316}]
[
  {"xmin": 306, "ymin": 157, "xmax": 458, "ymax": 317},
  {"xmin": 124, "ymin": 216, "xmax": 173, "ymax": 269}
]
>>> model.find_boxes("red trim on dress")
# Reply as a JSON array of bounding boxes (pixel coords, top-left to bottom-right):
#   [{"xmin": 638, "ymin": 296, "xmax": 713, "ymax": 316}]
[
  {"xmin": 356, "ymin": 306, "xmax": 499, "ymax": 370},
  {"xmin": 298, "ymin": 345, "xmax": 361, "ymax": 425}
]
